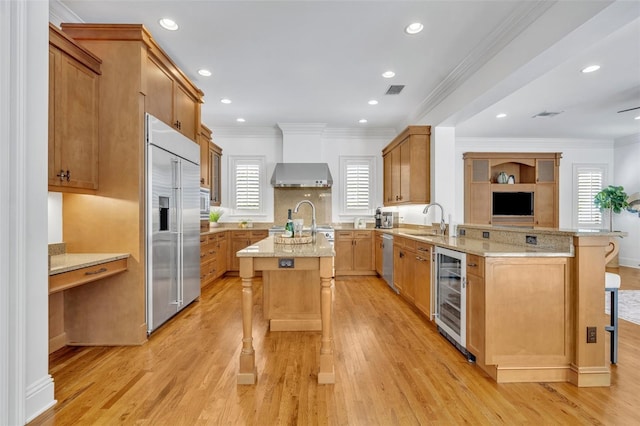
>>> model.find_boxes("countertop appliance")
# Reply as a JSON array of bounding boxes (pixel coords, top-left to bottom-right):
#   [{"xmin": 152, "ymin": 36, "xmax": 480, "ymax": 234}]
[
  {"xmin": 146, "ymin": 113, "xmax": 201, "ymax": 334},
  {"xmin": 381, "ymin": 211, "xmax": 398, "ymax": 229},
  {"xmin": 381, "ymin": 234, "xmax": 396, "ymax": 293},
  {"xmin": 375, "ymin": 207, "xmax": 382, "ymax": 228},
  {"xmin": 434, "ymin": 246, "xmax": 467, "ymax": 356}
]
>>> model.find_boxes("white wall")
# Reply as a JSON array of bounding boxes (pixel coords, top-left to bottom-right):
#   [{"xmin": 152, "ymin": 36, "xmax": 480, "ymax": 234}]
[
  {"xmin": 614, "ymin": 134, "xmax": 640, "ymax": 268},
  {"xmin": 211, "ymin": 126, "xmax": 395, "ymax": 224},
  {"xmin": 48, "ymin": 193, "xmax": 63, "ymax": 243},
  {"xmin": 454, "ymin": 137, "xmax": 615, "ymax": 229}
]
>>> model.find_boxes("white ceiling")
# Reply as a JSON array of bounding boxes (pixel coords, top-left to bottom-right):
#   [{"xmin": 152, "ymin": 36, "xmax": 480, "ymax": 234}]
[{"xmin": 53, "ymin": 0, "xmax": 640, "ymax": 140}]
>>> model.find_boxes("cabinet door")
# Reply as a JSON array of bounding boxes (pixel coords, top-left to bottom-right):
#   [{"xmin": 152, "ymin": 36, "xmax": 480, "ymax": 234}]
[
  {"xmin": 52, "ymin": 49, "xmax": 100, "ymax": 190},
  {"xmin": 174, "ymin": 84, "xmax": 197, "ymax": 140},
  {"xmin": 466, "ymin": 272, "xmax": 485, "ymax": 362},
  {"xmin": 414, "ymin": 245, "xmax": 432, "ymax": 317},
  {"xmin": 216, "ymin": 233, "xmax": 228, "ymax": 279},
  {"xmin": 199, "ymin": 130, "xmax": 210, "ymax": 188},
  {"xmin": 383, "ymin": 153, "xmax": 393, "ymax": 205},
  {"xmin": 465, "ymin": 159, "xmax": 491, "ymax": 224},
  {"xmin": 353, "ymin": 232, "xmax": 373, "ymax": 272},
  {"xmin": 210, "ymin": 147, "xmax": 222, "ymax": 206},
  {"xmin": 391, "ymin": 148, "xmax": 402, "ymax": 204},
  {"xmin": 399, "ymin": 140, "xmax": 411, "ymax": 203},
  {"xmin": 535, "ymin": 183, "xmax": 556, "ymax": 227},
  {"xmin": 145, "ymin": 55, "xmax": 173, "ymax": 127},
  {"xmin": 335, "ymin": 232, "xmax": 354, "ymax": 272},
  {"xmin": 536, "ymin": 159, "xmax": 556, "ymax": 183},
  {"xmin": 48, "ymin": 48, "xmax": 57, "ymax": 184},
  {"xmin": 393, "ymin": 244, "xmax": 404, "ymax": 293},
  {"xmin": 402, "ymin": 249, "xmax": 416, "ymax": 303}
]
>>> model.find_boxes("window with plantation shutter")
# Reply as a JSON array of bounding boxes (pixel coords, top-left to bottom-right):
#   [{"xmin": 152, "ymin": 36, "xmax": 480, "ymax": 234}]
[
  {"xmin": 573, "ymin": 164, "xmax": 607, "ymax": 228},
  {"xmin": 340, "ymin": 156, "xmax": 375, "ymax": 215},
  {"xmin": 230, "ymin": 156, "xmax": 265, "ymax": 214}
]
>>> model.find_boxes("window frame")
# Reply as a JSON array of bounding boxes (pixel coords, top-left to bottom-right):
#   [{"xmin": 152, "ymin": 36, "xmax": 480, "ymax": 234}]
[
  {"xmin": 572, "ymin": 163, "xmax": 608, "ymax": 229},
  {"xmin": 339, "ymin": 155, "xmax": 376, "ymax": 217},
  {"xmin": 228, "ymin": 155, "xmax": 267, "ymax": 217}
]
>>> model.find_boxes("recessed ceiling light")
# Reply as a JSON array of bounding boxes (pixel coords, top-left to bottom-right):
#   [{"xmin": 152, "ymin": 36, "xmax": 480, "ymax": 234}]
[
  {"xmin": 405, "ymin": 22, "xmax": 424, "ymax": 35},
  {"xmin": 581, "ymin": 65, "xmax": 600, "ymax": 73},
  {"xmin": 220, "ymin": 98, "xmax": 232, "ymax": 104},
  {"xmin": 496, "ymin": 113, "xmax": 507, "ymax": 118},
  {"xmin": 368, "ymin": 100, "xmax": 378, "ymax": 105},
  {"xmin": 236, "ymin": 118, "xmax": 246, "ymax": 123},
  {"xmin": 198, "ymin": 69, "xmax": 212, "ymax": 77},
  {"xmin": 635, "ymin": 116, "xmax": 640, "ymax": 120},
  {"xmin": 158, "ymin": 18, "xmax": 178, "ymax": 31},
  {"xmin": 382, "ymin": 71, "xmax": 395, "ymax": 79},
  {"xmin": 359, "ymin": 119, "xmax": 368, "ymax": 124}
]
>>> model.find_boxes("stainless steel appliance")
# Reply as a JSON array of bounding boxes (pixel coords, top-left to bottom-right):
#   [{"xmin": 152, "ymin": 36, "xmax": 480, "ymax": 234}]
[
  {"xmin": 381, "ymin": 234, "xmax": 396, "ymax": 293},
  {"xmin": 146, "ymin": 113, "xmax": 201, "ymax": 334},
  {"xmin": 200, "ymin": 187, "xmax": 210, "ymax": 220},
  {"xmin": 381, "ymin": 211, "xmax": 398, "ymax": 228},
  {"xmin": 434, "ymin": 246, "xmax": 467, "ymax": 355}
]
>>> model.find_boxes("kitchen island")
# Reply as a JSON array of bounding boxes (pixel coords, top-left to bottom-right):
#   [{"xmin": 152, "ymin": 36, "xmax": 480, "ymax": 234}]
[{"xmin": 236, "ymin": 234, "xmax": 336, "ymax": 385}]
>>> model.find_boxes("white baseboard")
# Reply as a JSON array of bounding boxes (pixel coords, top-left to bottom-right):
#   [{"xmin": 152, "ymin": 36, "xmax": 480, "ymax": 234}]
[{"xmin": 25, "ymin": 375, "xmax": 56, "ymax": 423}]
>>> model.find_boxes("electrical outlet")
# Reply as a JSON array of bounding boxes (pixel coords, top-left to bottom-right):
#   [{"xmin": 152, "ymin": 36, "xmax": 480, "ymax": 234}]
[
  {"xmin": 587, "ymin": 326, "xmax": 597, "ymax": 343},
  {"xmin": 482, "ymin": 231, "xmax": 490, "ymax": 239},
  {"xmin": 459, "ymin": 229, "xmax": 466, "ymax": 236},
  {"xmin": 526, "ymin": 235, "xmax": 538, "ymax": 245}
]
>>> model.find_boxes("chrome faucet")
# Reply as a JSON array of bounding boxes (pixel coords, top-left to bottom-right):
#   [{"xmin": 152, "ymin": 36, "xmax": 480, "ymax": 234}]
[
  {"xmin": 294, "ymin": 200, "xmax": 317, "ymax": 242},
  {"xmin": 423, "ymin": 203, "xmax": 446, "ymax": 235}
]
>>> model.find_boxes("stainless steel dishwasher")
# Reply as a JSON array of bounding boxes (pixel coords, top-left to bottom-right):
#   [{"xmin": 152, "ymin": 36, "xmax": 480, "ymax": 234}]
[{"xmin": 381, "ymin": 234, "xmax": 398, "ymax": 293}]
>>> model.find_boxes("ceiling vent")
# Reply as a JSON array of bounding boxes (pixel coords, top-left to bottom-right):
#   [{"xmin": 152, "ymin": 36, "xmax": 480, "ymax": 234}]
[
  {"xmin": 532, "ymin": 111, "xmax": 563, "ymax": 118},
  {"xmin": 385, "ymin": 85, "xmax": 405, "ymax": 95}
]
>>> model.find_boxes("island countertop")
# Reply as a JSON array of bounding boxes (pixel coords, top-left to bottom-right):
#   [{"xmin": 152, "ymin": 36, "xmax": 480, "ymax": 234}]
[{"xmin": 236, "ymin": 234, "xmax": 335, "ymax": 258}]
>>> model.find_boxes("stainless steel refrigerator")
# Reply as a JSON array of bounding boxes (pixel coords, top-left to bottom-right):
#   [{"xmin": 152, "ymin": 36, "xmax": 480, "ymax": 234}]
[{"xmin": 145, "ymin": 113, "xmax": 201, "ymax": 334}]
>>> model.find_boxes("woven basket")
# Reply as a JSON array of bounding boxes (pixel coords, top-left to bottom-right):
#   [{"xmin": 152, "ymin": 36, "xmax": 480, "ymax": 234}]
[{"xmin": 274, "ymin": 235, "xmax": 312, "ymax": 245}]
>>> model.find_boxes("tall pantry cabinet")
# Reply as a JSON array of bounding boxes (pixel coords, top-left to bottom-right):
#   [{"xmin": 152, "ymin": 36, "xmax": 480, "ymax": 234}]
[{"xmin": 57, "ymin": 24, "xmax": 203, "ymax": 345}]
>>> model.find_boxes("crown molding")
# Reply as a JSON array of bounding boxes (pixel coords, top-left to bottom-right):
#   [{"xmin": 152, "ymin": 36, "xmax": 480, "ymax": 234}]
[
  {"xmin": 277, "ymin": 123, "xmax": 327, "ymax": 135},
  {"xmin": 456, "ymin": 137, "xmax": 614, "ymax": 150},
  {"xmin": 49, "ymin": 0, "xmax": 83, "ymax": 26},
  {"xmin": 211, "ymin": 126, "xmax": 282, "ymax": 139},
  {"xmin": 322, "ymin": 127, "xmax": 397, "ymax": 140}
]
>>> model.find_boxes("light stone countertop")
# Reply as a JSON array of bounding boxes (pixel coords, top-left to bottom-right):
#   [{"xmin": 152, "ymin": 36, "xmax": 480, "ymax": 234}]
[
  {"xmin": 236, "ymin": 234, "xmax": 335, "ymax": 258},
  {"xmin": 49, "ymin": 253, "xmax": 130, "ymax": 276}
]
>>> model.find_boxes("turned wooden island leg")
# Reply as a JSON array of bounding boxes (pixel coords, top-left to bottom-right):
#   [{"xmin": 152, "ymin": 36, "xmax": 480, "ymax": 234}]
[
  {"xmin": 238, "ymin": 257, "xmax": 257, "ymax": 385},
  {"xmin": 318, "ymin": 256, "xmax": 335, "ymax": 384}
]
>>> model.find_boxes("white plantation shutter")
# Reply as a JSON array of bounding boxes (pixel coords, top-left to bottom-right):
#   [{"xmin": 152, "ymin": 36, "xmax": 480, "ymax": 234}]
[
  {"xmin": 574, "ymin": 165, "xmax": 606, "ymax": 227},
  {"xmin": 341, "ymin": 156, "xmax": 375, "ymax": 214},
  {"xmin": 346, "ymin": 163, "xmax": 370, "ymax": 209},
  {"xmin": 231, "ymin": 157, "xmax": 264, "ymax": 213}
]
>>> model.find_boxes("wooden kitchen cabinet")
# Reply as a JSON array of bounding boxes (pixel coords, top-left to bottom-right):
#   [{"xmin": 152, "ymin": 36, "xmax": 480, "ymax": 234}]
[
  {"xmin": 335, "ymin": 230, "xmax": 375, "ymax": 276},
  {"xmin": 228, "ymin": 230, "xmax": 268, "ymax": 272},
  {"xmin": 200, "ymin": 231, "xmax": 228, "ymax": 287},
  {"xmin": 199, "ymin": 124, "xmax": 212, "ymax": 188},
  {"xmin": 412, "ymin": 242, "xmax": 432, "ymax": 318},
  {"xmin": 48, "ymin": 24, "xmax": 101, "ymax": 193},
  {"xmin": 393, "ymin": 236, "xmax": 416, "ymax": 301},
  {"xmin": 463, "ymin": 152, "xmax": 561, "ymax": 228},
  {"xmin": 145, "ymin": 52, "xmax": 200, "ymax": 141},
  {"xmin": 209, "ymin": 142, "xmax": 222, "ymax": 206},
  {"xmin": 465, "ymin": 254, "xmax": 485, "ymax": 364},
  {"xmin": 382, "ymin": 126, "xmax": 431, "ymax": 206}
]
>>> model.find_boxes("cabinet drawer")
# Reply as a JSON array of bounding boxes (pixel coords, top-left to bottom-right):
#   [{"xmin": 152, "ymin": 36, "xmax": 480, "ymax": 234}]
[
  {"xmin": 415, "ymin": 243, "xmax": 432, "ymax": 255},
  {"xmin": 466, "ymin": 254, "xmax": 485, "ymax": 278},
  {"xmin": 233, "ymin": 231, "xmax": 251, "ymax": 239},
  {"xmin": 336, "ymin": 230, "xmax": 354, "ymax": 240},
  {"xmin": 354, "ymin": 230, "xmax": 371, "ymax": 239},
  {"xmin": 251, "ymin": 230, "xmax": 268, "ymax": 239},
  {"xmin": 49, "ymin": 258, "xmax": 128, "ymax": 294}
]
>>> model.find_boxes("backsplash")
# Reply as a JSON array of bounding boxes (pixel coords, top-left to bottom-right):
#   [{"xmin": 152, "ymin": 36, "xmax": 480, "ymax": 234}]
[{"xmin": 274, "ymin": 188, "xmax": 332, "ymax": 226}]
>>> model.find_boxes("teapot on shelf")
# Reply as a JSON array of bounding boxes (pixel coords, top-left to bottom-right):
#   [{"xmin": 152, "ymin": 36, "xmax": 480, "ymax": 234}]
[{"xmin": 497, "ymin": 172, "xmax": 508, "ymax": 184}]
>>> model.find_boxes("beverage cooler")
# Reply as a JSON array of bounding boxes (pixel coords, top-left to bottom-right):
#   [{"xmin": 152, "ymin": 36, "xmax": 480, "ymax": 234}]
[{"xmin": 434, "ymin": 247, "xmax": 467, "ymax": 355}]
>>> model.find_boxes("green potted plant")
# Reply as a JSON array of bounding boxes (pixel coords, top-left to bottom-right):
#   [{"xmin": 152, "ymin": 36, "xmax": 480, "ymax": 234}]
[
  {"xmin": 209, "ymin": 209, "xmax": 223, "ymax": 228},
  {"xmin": 594, "ymin": 185, "xmax": 629, "ymax": 231}
]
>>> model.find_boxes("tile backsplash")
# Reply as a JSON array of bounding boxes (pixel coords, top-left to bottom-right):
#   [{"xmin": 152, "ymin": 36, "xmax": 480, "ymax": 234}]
[{"xmin": 274, "ymin": 188, "xmax": 332, "ymax": 226}]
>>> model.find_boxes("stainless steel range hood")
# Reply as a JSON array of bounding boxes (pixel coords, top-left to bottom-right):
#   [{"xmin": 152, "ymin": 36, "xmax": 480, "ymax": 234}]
[{"xmin": 270, "ymin": 163, "xmax": 333, "ymax": 188}]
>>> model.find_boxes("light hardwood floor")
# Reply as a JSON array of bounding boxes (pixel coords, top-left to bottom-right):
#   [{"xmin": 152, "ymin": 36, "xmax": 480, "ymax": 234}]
[{"xmin": 32, "ymin": 267, "xmax": 640, "ymax": 425}]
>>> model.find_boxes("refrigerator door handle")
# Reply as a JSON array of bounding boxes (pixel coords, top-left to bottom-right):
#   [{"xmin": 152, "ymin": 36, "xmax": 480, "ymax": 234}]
[{"xmin": 171, "ymin": 158, "xmax": 184, "ymax": 306}]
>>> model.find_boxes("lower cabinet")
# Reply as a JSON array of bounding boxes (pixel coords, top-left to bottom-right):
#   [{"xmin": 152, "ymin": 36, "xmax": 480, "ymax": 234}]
[
  {"xmin": 413, "ymin": 242, "xmax": 432, "ymax": 318},
  {"xmin": 335, "ymin": 230, "xmax": 375, "ymax": 276},
  {"xmin": 465, "ymin": 254, "xmax": 485, "ymax": 363},
  {"xmin": 228, "ymin": 230, "xmax": 268, "ymax": 272},
  {"xmin": 200, "ymin": 231, "xmax": 228, "ymax": 287},
  {"xmin": 374, "ymin": 233, "xmax": 383, "ymax": 276}
]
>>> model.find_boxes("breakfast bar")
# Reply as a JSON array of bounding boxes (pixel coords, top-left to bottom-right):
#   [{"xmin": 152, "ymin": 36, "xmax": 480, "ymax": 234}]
[{"xmin": 236, "ymin": 234, "xmax": 336, "ymax": 385}]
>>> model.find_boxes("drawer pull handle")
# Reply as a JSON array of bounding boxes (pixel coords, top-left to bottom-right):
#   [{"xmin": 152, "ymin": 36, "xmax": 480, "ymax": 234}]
[
  {"xmin": 85, "ymin": 267, "xmax": 107, "ymax": 276},
  {"xmin": 467, "ymin": 263, "xmax": 477, "ymax": 267}
]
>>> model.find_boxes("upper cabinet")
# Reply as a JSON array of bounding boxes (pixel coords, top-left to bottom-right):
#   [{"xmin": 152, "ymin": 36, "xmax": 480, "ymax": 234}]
[
  {"xmin": 198, "ymin": 124, "xmax": 223, "ymax": 206},
  {"xmin": 463, "ymin": 152, "xmax": 561, "ymax": 228},
  {"xmin": 382, "ymin": 126, "xmax": 431, "ymax": 206},
  {"xmin": 48, "ymin": 24, "xmax": 101, "ymax": 193},
  {"xmin": 146, "ymin": 54, "xmax": 200, "ymax": 141}
]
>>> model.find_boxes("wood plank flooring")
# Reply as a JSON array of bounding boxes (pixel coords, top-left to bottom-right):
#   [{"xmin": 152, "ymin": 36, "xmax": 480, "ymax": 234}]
[{"xmin": 31, "ymin": 268, "xmax": 640, "ymax": 425}]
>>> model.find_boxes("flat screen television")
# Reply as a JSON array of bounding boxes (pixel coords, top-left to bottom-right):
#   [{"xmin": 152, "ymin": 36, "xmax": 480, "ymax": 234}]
[{"xmin": 492, "ymin": 192, "xmax": 534, "ymax": 216}]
